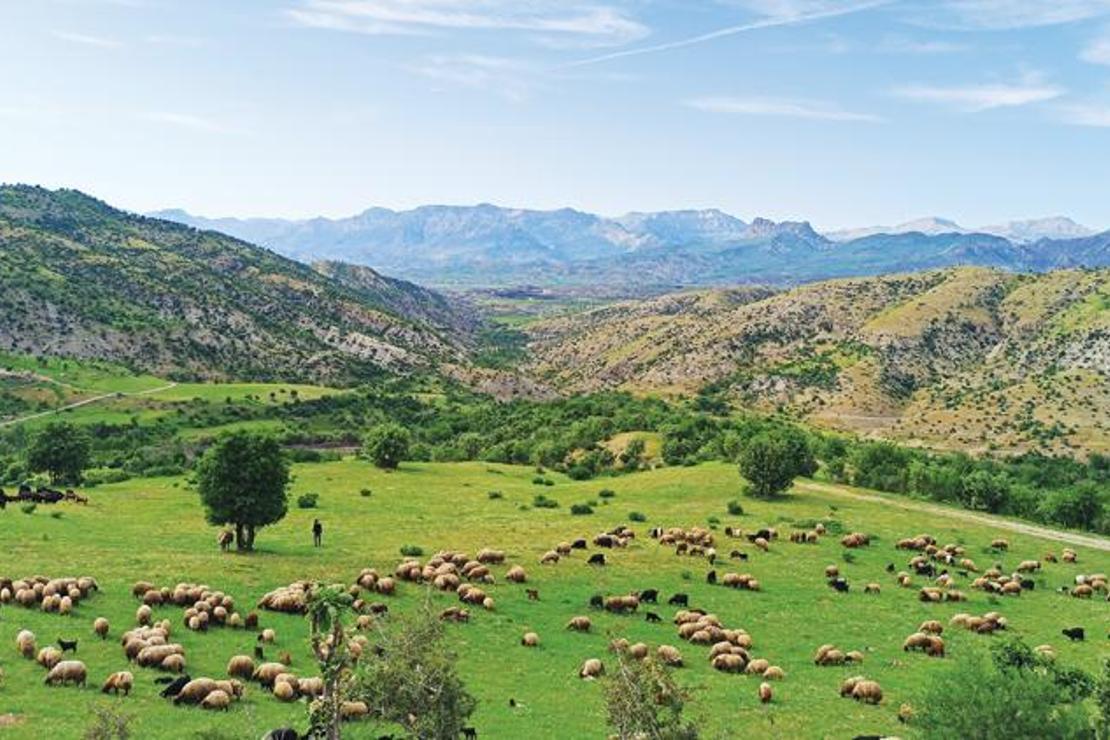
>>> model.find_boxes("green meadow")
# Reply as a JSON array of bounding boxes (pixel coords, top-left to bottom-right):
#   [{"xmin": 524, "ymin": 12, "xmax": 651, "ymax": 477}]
[{"xmin": 1, "ymin": 460, "xmax": 1106, "ymax": 739}]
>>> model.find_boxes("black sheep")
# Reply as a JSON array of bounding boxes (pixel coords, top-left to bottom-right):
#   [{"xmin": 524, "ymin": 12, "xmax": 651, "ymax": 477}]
[
  {"xmin": 667, "ymin": 593, "xmax": 689, "ymax": 607},
  {"xmin": 159, "ymin": 674, "xmax": 192, "ymax": 699},
  {"xmin": 706, "ymin": 570, "xmax": 717, "ymax": 585},
  {"xmin": 587, "ymin": 553, "xmax": 606, "ymax": 566},
  {"xmin": 589, "ymin": 594, "xmax": 604, "ymax": 609},
  {"xmin": 1062, "ymin": 627, "xmax": 1085, "ymax": 642},
  {"xmin": 828, "ymin": 578, "xmax": 850, "ymax": 593},
  {"xmin": 571, "ymin": 539, "xmax": 588, "ymax": 550},
  {"xmin": 730, "ymin": 550, "xmax": 748, "ymax": 561},
  {"xmin": 645, "ymin": 612, "xmax": 661, "ymax": 623},
  {"xmin": 639, "ymin": 589, "xmax": 659, "ymax": 604}
]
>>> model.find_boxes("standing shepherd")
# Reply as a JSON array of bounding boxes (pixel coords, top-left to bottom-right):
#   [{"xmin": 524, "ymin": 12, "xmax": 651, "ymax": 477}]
[{"xmin": 312, "ymin": 519, "xmax": 323, "ymax": 548}]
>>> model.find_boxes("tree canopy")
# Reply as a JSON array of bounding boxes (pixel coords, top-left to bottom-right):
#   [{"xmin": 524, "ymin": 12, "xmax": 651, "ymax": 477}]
[
  {"xmin": 362, "ymin": 423, "xmax": 411, "ymax": 470},
  {"xmin": 738, "ymin": 429, "xmax": 814, "ymax": 498},
  {"xmin": 26, "ymin": 420, "xmax": 91, "ymax": 485},
  {"xmin": 195, "ymin": 432, "xmax": 289, "ymax": 551}
]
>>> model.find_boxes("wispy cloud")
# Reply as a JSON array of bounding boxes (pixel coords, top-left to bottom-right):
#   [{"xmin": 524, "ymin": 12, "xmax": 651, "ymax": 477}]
[
  {"xmin": 409, "ymin": 54, "xmax": 535, "ymax": 101},
  {"xmin": 906, "ymin": 0, "xmax": 1110, "ymax": 31},
  {"xmin": 563, "ymin": 0, "xmax": 890, "ymax": 68},
  {"xmin": 141, "ymin": 111, "xmax": 240, "ymax": 134},
  {"xmin": 687, "ymin": 95, "xmax": 883, "ymax": 121},
  {"xmin": 893, "ymin": 77, "xmax": 1064, "ymax": 111},
  {"xmin": 1082, "ymin": 29, "xmax": 1110, "ymax": 64},
  {"xmin": 52, "ymin": 30, "xmax": 121, "ymax": 49},
  {"xmin": 1059, "ymin": 102, "xmax": 1110, "ymax": 126},
  {"xmin": 877, "ymin": 35, "xmax": 967, "ymax": 54},
  {"xmin": 285, "ymin": 0, "xmax": 648, "ymax": 46}
]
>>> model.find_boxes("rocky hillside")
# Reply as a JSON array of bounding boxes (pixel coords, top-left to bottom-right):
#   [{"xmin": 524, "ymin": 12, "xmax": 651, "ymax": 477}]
[
  {"xmin": 526, "ymin": 268, "xmax": 1109, "ymax": 456},
  {"xmin": 0, "ymin": 186, "xmax": 479, "ymax": 383}
]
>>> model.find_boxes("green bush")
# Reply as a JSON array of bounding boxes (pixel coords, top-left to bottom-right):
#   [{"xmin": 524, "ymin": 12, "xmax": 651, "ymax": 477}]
[
  {"xmin": 598, "ymin": 488, "xmax": 616, "ymax": 499},
  {"xmin": 360, "ymin": 488, "xmax": 373, "ymax": 497},
  {"xmin": 628, "ymin": 511, "xmax": 647, "ymax": 522},
  {"xmin": 487, "ymin": 490, "xmax": 503, "ymax": 500},
  {"xmin": 400, "ymin": 544, "xmax": 424, "ymax": 557},
  {"xmin": 49, "ymin": 511, "xmax": 64, "ymax": 520},
  {"xmin": 532, "ymin": 494, "xmax": 559, "ymax": 509},
  {"xmin": 570, "ymin": 503, "xmax": 594, "ymax": 515},
  {"xmin": 20, "ymin": 503, "xmax": 36, "ymax": 515},
  {"xmin": 726, "ymin": 499, "xmax": 744, "ymax": 516},
  {"xmin": 296, "ymin": 492, "xmax": 319, "ymax": 509}
]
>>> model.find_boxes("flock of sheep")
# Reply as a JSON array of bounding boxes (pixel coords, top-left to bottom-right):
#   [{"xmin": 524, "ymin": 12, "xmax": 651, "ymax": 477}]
[{"xmin": 2, "ymin": 513, "xmax": 1106, "ymax": 736}]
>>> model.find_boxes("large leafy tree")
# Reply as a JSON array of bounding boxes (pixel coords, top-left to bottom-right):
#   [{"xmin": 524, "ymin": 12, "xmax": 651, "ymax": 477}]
[
  {"xmin": 362, "ymin": 423, "xmax": 411, "ymax": 470},
  {"xmin": 738, "ymin": 430, "xmax": 813, "ymax": 498},
  {"xmin": 196, "ymin": 432, "xmax": 289, "ymax": 551},
  {"xmin": 26, "ymin": 421, "xmax": 91, "ymax": 485}
]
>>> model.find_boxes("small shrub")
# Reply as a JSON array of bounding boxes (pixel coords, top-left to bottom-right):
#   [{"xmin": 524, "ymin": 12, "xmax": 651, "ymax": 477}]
[
  {"xmin": 360, "ymin": 488, "xmax": 372, "ymax": 497},
  {"xmin": 629, "ymin": 511, "xmax": 647, "ymax": 522},
  {"xmin": 531, "ymin": 476, "xmax": 546, "ymax": 485},
  {"xmin": 487, "ymin": 490, "xmax": 503, "ymax": 500},
  {"xmin": 599, "ymin": 489, "xmax": 616, "ymax": 499},
  {"xmin": 50, "ymin": 511, "xmax": 64, "ymax": 520},
  {"xmin": 296, "ymin": 493, "xmax": 319, "ymax": 509},
  {"xmin": 20, "ymin": 503, "xmax": 36, "ymax": 515},
  {"xmin": 841, "ymin": 551, "xmax": 856, "ymax": 564},
  {"xmin": 707, "ymin": 516, "xmax": 720, "ymax": 525},
  {"xmin": 726, "ymin": 500, "xmax": 744, "ymax": 516},
  {"xmin": 680, "ymin": 571, "xmax": 692, "ymax": 581},
  {"xmin": 400, "ymin": 544, "xmax": 425, "ymax": 557},
  {"xmin": 543, "ymin": 478, "xmax": 555, "ymax": 487},
  {"xmin": 83, "ymin": 706, "xmax": 132, "ymax": 740},
  {"xmin": 532, "ymin": 494, "xmax": 559, "ymax": 509},
  {"xmin": 570, "ymin": 503, "xmax": 594, "ymax": 516}
]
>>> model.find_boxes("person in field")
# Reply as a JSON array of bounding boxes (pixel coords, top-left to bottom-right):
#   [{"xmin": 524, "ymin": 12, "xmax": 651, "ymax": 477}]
[{"xmin": 312, "ymin": 519, "xmax": 323, "ymax": 547}]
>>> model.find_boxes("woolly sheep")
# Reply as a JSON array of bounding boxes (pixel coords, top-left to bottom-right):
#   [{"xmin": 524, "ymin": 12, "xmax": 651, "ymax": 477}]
[
  {"xmin": 657, "ymin": 645, "xmax": 682, "ymax": 667},
  {"xmin": 273, "ymin": 681, "xmax": 297, "ymax": 702},
  {"xmin": 37, "ymin": 647, "xmax": 63, "ymax": 670},
  {"xmin": 763, "ymin": 665, "xmax": 785, "ymax": 680},
  {"xmin": 201, "ymin": 689, "xmax": 231, "ymax": 711},
  {"xmin": 566, "ymin": 616, "xmax": 591, "ymax": 632},
  {"xmin": 161, "ymin": 654, "xmax": 187, "ymax": 673},
  {"xmin": 227, "ymin": 655, "xmax": 255, "ymax": 680},
  {"xmin": 521, "ymin": 632, "xmax": 540, "ymax": 647},
  {"xmin": 101, "ymin": 671, "xmax": 134, "ymax": 696},
  {"xmin": 173, "ymin": 678, "xmax": 218, "ymax": 705},
  {"xmin": 628, "ymin": 642, "xmax": 649, "ymax": 660},
  {"xmin": 44, "ymin": 660, "xmax": 87, "ymax": 687},
  {"xmin": 94, "ymin": 617, "xmax": 110, "ymax": 639},
  {"xmin": 851, "ymin": 680, "xmax": 883, "ymax": 704},
  {"xmin": 579, "ymin": 658, "xmax": 604, "ymax": 679},
  {"xmin": 759, "ymin": 682, "xmax": 773, "ymax": 704},
  {"xmin": 16, "ymin": 630, "xmax": 36, "ymax": 659},
  {"xmin": 253, "ymin": 662, "xmax": 288, "ymax": 687},
  {"xmin": 340, "ymin": 701, "xmax": 369, "ymax": 720},
  {"xmin": 299, "ymin": 677, "xmax": 324, "ymax": 698}
]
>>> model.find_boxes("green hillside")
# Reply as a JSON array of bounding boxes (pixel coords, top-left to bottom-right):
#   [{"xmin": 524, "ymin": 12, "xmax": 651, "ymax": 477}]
[{"xmin": 0, "ymin": 186, "xmax": 478, "ymax": 384}]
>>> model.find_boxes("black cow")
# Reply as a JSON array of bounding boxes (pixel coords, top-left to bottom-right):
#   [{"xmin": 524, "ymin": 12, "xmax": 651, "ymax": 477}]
[
  {"xmin": 667, "ymin": 593, "xmax": 689, "ymax": 607},
  {"xmin": 1062, "ymin": 627, "xmax": 1085, "ymax": 642},
  {"xmin": 828, "ymin": 578, "xmax": 850, "ymax": 593},
  {"xmin": 587, "ymin": 553, "xmax": 606, "ymax": 566},
  {"xmin": 159, "ymin": 674, "xmax": 192, "ymax": 699},
  {"xmin": 571, "ymin": 539, "xmax": 588, "ymax": 550},
  {"xmin": 589, "ymin": 594, "xmax": 604, "ymax": 609},
  {"xmin": 639, "ymin": 589, "xmax": 659, "ymax": 604},
  {"xmin": 706, "ymin": 570, "xmax": 717, "ymax": 585},
  {"xmin": 645, "ymin": 612, "xmax": 661, "ymax": 623}
]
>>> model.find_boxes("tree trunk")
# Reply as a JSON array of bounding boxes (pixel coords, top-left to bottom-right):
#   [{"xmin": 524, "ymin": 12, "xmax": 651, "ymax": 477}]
[
  {"xmin": 235, "ymin": 523, "xmax": 246, "ymax": 551},
  {"xmin": 246, "ymin": 524, "xmax": 256, "ymax": 551}
]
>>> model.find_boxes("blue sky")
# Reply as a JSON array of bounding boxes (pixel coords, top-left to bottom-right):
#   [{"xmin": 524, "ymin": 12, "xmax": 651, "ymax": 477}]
[{"xmin": 2, "ymin": 0, "xmax": 1109, "ymax": 230}]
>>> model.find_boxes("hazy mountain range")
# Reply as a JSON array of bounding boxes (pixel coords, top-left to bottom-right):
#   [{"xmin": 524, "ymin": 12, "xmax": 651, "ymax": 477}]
[{"xmin": 152, "ymin": 204, "xmax": 1108, "ymax": 291}]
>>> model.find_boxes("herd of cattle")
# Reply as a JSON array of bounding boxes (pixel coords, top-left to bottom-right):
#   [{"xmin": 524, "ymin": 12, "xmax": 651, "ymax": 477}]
[
  {"xmin": 1, "ymin": 515, "xmax": 1107, "ymax": 738},
  {"xmin": 0, "ymin": 485, "xmax": 87, "ymax": 507}
]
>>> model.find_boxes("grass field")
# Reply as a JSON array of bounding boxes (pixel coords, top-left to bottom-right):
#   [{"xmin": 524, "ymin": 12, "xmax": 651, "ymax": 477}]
[{"xmin": 0, "ymin": 461, "xmax": 1107, "ymax": 739}]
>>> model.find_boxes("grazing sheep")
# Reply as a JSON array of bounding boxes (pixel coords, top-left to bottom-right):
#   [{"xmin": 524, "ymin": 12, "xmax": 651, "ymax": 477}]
[
  {"xmin": 1035, "ymin": 644, "xmax": 1057, "ymax": 660},
  {"xmin": 924, "ymin": 636, "xmax": 946, "ymax": 657},
  {"xmin": 16, "ymin": 630, "xmax": 36, "ymax": 659},
  {"xmin": 227, "ymin": 655, "xmax": 255, "ymax": 680},
  {"xmin": 173, "ymin": 678, "xmax": 219, "ymax": 705},
  {"xmin": 93, "ymin": 618, "xmax": 109, "ymax": 639},
  {"xmin": 101, "ymin": 671, "xmax": 134, "ymax": 696},
  {"xmin": 37, "ymin": 646, "xmax": 63, "ymax": 670},
  {"xmin": 340, "ymin": 701, "xmax": 369, "ymax": 721},
  {"xmin": 136, "ymin": 605, "xmax": 153, "ymax": 626},
  {"xmin": 299, "ymin": 677, "xmax": 324, "ymax": 698},
  {"xmin": 825, "ymin": 565, "xmax": 839, "ymax": 578},
  {"xmin": 579, "ymin": 658, "xmax": 604, "ymax": 679},
  {"xmin": 864, "ymin": 583, "xmax": 881, "ymax": 594},
  {"xmin": 253, "ymin": 662, "xmax": 288, "ymax": 688},
  {"xmin": 44, "ymin": 660, "xmax": 87, "ymax": 687},
  {"xmin": 746, "ymin": 658, "xmax": 770, "ymax": 676},
  {"xmin": 763, "ymin": 665, "xmax": 785, "ymax": 680},
  {"xmin": 845, "ymin": 651, "xmax": 865, "ymax": 665},
  {"xmin": 628, "ymin": 642, "xmax": 649, "ymax": 660},
  {"xmin": 840, "ymin": 676, "xmax": 865, "ymax": 697},
  {"xmin": 990, "ymin": 538, "xmax": 1009, "ymax": 550},
  {"xmin": 506, "ymin": 566, "xmax": 527, "ymax": 583},
  {"xmin": 851, "ymin": 680, "xmax": 883, "ymax": 705},
  {"xmin": 201, "ymin": 689, "xmax": 231, "ymax": 711},
  {"xmin": 272, "ymin": 681, "xmax": 297, "ymax": 702},
  {"xmin": 161, "ymin": 654, "xmax": 187, "ymax": 673},
  {"xmin": 919, "ymin": 620, "xmax": 943, "ymax": 635},
  {"xmin": 712, "ymin": 653, "xmax": 745, "ymax": 673},
  {"xmin": 759, "ymin": 682, "xmax": 773, "ymax": 704},
  {"xmin": 1062, "ymin": 549, "xmax": 1077, "ymax": 563},
  {"xmin": 259, "ymin": 628, "xmax": 277, "ymax": 644},
  {"xmin": 521, "ymin": 632, "xmax": 539, "ymax": 647},
  {"xmin": 657, "ymin": 645, "xmax": 683, "ymax": 667},
  {"xmin": 566, "ymin": 616, "xmax": 592, "ymax": 632},
  {"xmin": 903, "ymin": 632, "xmax": 931, "ymax": 652}
]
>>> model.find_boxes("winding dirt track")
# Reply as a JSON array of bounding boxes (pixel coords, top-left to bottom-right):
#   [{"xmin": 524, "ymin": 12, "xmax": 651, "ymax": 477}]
[
  {"xmin": 0, "ymin": 382, "xmax": 178, "ymax": 428},
  {"xmin": 799, "ymin": 480, "xmax": 1110, "ymax": 552}
]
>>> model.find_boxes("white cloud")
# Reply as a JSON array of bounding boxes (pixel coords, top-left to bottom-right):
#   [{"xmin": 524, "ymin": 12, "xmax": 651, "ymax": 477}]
[
  {"xmin": 285, "ymin": 0, "xmax": 648, "ymax": 46},
  {"xmin": 1059, "ymin": 103, "xmax": 1110, "ymax": 126},
  {"xmin": 564, "ymin": 0, "xmax": 890, "ymax": 68},
  {"xmin": 907, "ymin": 0, "xmax": 1110, "ymax": 31},
  {"xmin": 687, "ymin": 95, "xmax": 883, "ymax": 122},
  {"xmin": 1082, "ymin": 30, "xmax": 1110, "ymax": 64},
  {"xmin": 52, "ymin": 30, "xmax": 121, "ymax": 48},
  {"xmin": 893, "ymin": 80, "xmax": 1063, "ymax": 111},
  {"xmin": 410, "ymin": 54, "xmax": 534, "ymax": 100},
  {"xmin": 141, "ymin": 112, "xmax": 240, "ymax": 134}
]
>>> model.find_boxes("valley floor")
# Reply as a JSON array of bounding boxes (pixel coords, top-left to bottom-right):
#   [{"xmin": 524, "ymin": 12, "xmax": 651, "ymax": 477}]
[{"xmin": 0, "ymin": 461, "xmax": 1107, "ymax": 739}]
